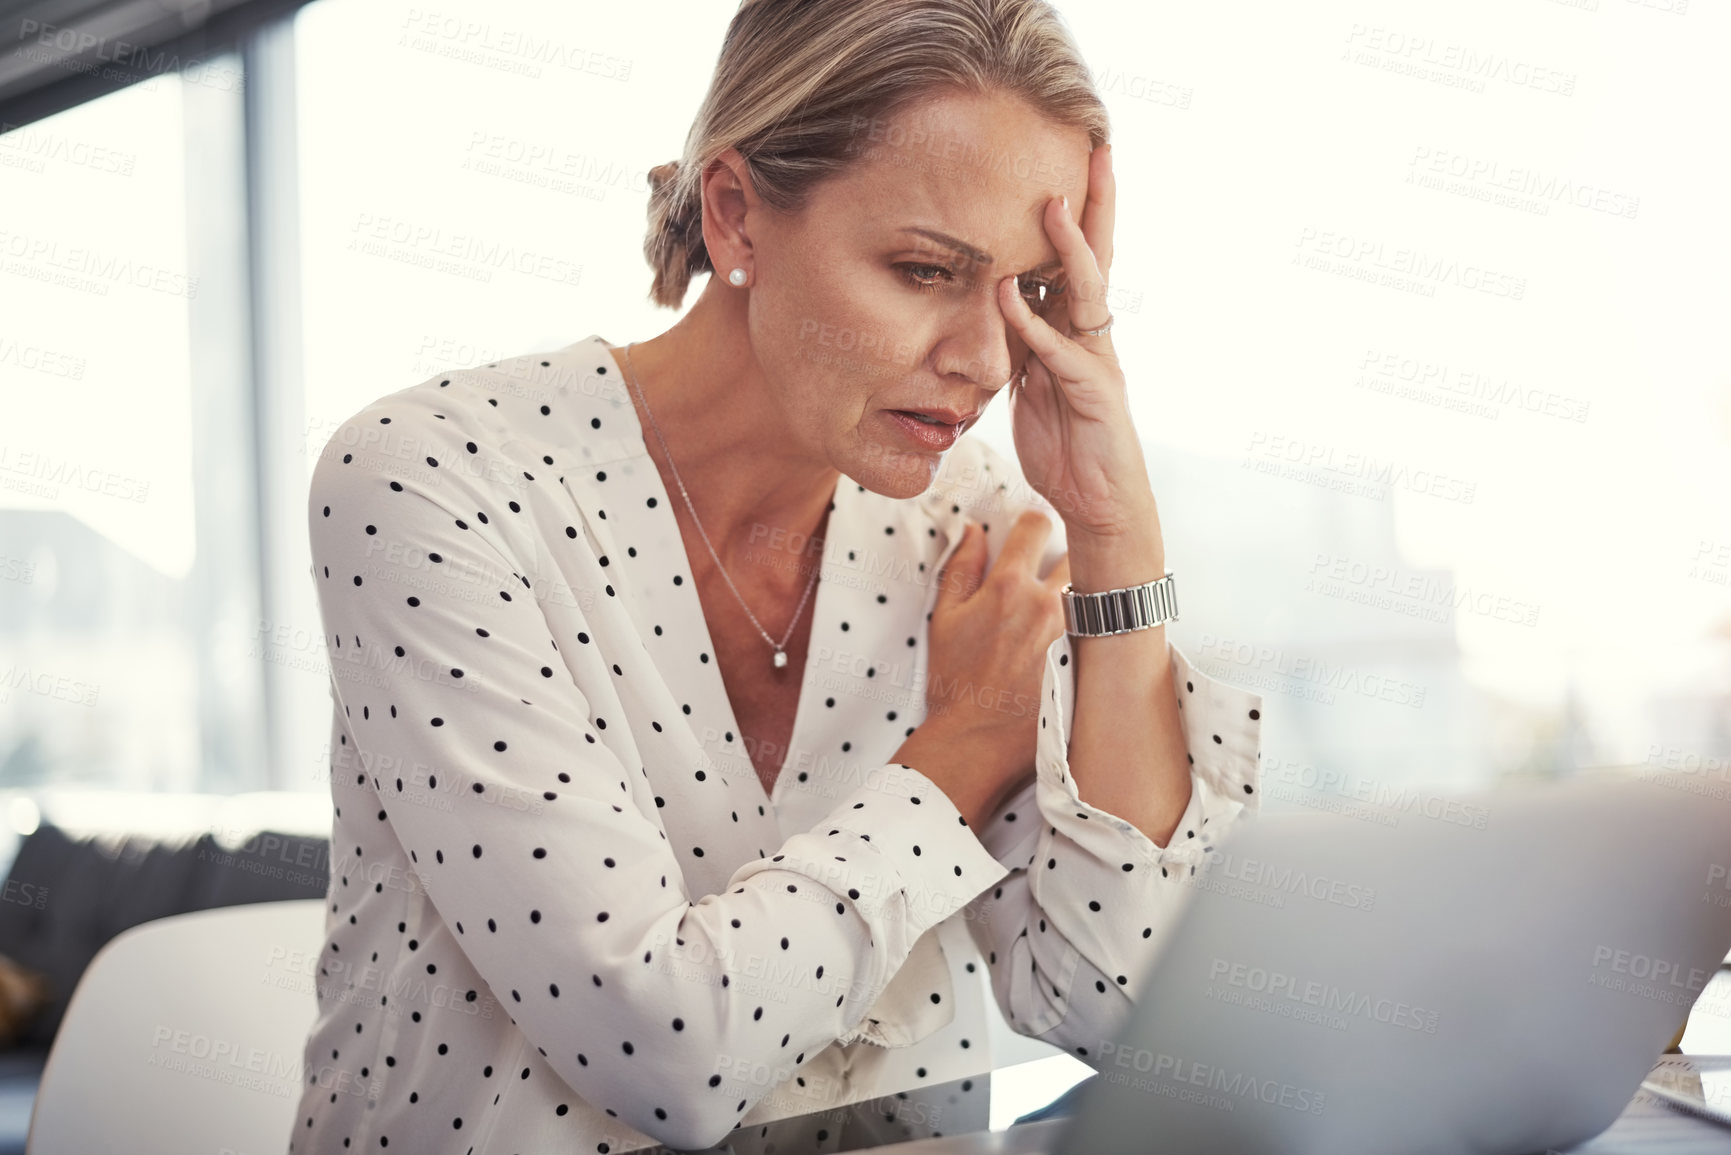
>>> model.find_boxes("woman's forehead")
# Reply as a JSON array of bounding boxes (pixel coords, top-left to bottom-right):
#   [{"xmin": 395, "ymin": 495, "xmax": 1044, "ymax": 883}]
[
  {"xmin": 817, "ymin": 92, "xmax": 1090, "ymax": 267},
  {"xmin": 843, "ymin": 89, "xmax": 1088, "ymax": 198}
]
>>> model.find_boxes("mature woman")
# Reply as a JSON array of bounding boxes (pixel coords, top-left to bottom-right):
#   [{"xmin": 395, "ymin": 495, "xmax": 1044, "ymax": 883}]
[{"xmin": 292, "ymin": 0, "xmax": 1262, "ymax": 1150}]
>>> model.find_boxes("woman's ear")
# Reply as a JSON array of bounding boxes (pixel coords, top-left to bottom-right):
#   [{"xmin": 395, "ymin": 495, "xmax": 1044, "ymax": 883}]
[{"xmin": 699, "ymin": 147, "xmax": 757, "ymax": 275}]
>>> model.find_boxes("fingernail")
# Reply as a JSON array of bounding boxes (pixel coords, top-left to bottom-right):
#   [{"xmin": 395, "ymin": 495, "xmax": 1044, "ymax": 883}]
[{"xmin": 1060, "ymin": 194, "xmax": 1069, "ymax": 213}]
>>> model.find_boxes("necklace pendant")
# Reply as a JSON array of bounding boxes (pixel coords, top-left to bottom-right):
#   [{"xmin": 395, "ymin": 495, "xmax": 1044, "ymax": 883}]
[{"xmin": 772, "ymin": 648, "xmax": 788, "ymax": 669}]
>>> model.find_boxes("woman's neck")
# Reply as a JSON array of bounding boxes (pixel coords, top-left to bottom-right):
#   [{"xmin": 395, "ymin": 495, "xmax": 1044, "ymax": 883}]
[{"xmin": 610, "ymin": 281, "xmax": 840, "ymax": 586}]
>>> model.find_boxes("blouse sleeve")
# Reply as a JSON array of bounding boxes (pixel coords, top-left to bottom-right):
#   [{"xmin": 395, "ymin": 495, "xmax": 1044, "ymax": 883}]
[
  {"xmin": 308, "ymin": 403, "xmax": 1009, "ymax": 1151},
  {"xmin": 949, "ymin": 443, "xmax": 1265, "ymax": 1063}
]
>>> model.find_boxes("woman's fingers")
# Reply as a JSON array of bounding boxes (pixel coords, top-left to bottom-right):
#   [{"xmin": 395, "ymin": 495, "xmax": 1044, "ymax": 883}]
[
  {"xmin": 1080, "ymin": 143, "xmax": 1115, "ymax": 290},
  {"xmin": 1042, "ymin": 550, "xmax": 1071, "ymax": 593},
  {"xmin": 998, "ymin": 147, "xmax": 1118, "ymax": 384},
  {"xmin": 1045, "ymin": 192, "xmax": 1110, "ymax": 336},
  {"xmin": 998, "ymin": 273, "xmax": 1102, "ymax": 384},
  {"xmin": 993, "ymin": 508, "xmax": 1056, "ymax": 581},
  {"xmin": 933, "ymin": 520, "xmax": 987, "ymax": 609}
]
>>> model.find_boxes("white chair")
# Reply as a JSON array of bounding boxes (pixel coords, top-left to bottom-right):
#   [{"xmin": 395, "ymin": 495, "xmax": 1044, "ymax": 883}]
[{"xmin": 27, "ymin": 900, "xmax": 326, "ymax": 1155}]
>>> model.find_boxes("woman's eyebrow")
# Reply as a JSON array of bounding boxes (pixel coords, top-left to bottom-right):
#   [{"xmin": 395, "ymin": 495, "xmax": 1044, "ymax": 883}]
[{"xmin": 900, "ymin": 227, "xmax": 1063, "ymax": 273}]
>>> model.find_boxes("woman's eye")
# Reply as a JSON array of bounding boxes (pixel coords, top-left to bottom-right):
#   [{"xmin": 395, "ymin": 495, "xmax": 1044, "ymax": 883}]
[
  {"xmin": 900, "ymin": 263, "xmax": 952, "ymax": 291},
  {"xmin": 1021, "ymin": 278, "xmax": 1065, "ymax": 309}
]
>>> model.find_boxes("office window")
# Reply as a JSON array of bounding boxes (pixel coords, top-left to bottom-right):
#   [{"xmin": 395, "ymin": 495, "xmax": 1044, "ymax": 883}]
[{"xmin": 0, "ymin": 66, "xmax": 272, "ymax": 793}]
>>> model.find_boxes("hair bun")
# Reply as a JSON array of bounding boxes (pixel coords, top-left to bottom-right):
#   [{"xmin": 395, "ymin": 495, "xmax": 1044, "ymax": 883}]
[{"xmin": 648, "ymin": 160, "xmax": 681, "ymax": 190}]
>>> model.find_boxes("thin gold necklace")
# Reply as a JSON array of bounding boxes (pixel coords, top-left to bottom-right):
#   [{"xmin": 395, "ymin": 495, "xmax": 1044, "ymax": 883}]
[{"xmin": 619, "ymin": 341, "xmax": 821, "ymax": 670}]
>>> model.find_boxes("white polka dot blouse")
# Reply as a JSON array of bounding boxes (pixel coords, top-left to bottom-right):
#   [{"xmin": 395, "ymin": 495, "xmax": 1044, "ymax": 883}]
[{"xmin": 292, "ymin": 335, "xmax": 1264, "ymax": 1153}]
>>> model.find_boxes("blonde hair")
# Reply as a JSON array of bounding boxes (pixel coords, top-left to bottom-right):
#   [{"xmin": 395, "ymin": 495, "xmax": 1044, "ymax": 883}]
[{"xmin": 642, "ymin": 0, "xmax": 1109, "ymax": 308}]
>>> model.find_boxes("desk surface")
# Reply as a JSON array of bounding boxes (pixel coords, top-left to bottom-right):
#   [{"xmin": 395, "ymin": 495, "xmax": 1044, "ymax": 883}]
[{"xmin": 1561, "ymin": 1056, "xmax": 1731, "ymax": 1155}]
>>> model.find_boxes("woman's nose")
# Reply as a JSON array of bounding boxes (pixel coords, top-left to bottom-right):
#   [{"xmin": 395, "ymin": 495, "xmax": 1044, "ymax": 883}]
[{"xmin": 935, "ymin": 292, "xmax": 1016, "ymax": 390}]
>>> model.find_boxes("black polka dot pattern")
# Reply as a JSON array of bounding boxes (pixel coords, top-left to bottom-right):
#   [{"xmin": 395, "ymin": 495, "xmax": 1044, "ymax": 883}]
[{"xmin": 290, "ymin": 337, "xmax": 1264, "ymax": 1154}]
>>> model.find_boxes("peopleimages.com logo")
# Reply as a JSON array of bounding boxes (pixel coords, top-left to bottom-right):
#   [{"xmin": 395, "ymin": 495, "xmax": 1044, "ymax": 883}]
[
  {"xmin": 1707, "ymin": 864, "xmax": 1730, "ymax": 909},
  {"xmin": 1096, "ymin": 1042, "xmax": 1327, "ymax": 1116},
  {"xmin": 1194, "ymin": 853, "xmax": 1377, "ymax": 911},
  {"xmin": 1205, "ymin": 958, "xmax": 1441, "ymax": 1033},
  {"xmin": 1587, "ymin": 945, "xmax": 1711, "ymax": 1008}
]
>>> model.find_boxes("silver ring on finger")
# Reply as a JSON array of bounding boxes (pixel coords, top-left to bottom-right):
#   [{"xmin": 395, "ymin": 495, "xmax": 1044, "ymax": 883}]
[{"xmin": 1076, "ymin": 313, "xmax": 1114, "ymax": 338}]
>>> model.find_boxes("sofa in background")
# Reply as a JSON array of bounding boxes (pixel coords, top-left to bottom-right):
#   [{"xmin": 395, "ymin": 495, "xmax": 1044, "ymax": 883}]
[{"xmin": 0, "ymin": 819, "xmax": 331, "ymax": 1153}]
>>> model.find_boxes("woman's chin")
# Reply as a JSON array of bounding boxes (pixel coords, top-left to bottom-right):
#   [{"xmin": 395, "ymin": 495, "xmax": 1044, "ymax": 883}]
[{"xmin": 846, "ymin": 436, "xmax": 947, "ymax": 500}]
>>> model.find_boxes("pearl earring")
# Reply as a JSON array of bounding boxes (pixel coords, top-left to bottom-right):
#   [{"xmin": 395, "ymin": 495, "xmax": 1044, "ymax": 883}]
[{"xmin": 727, "ymin": 267, "xmax": 748, "ymax": 287}]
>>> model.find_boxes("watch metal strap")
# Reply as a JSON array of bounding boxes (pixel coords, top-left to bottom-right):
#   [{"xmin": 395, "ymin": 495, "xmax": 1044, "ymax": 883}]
[{"xmin": 1061, "ymin": 572, "xmax": 1178, "ymax": 637}]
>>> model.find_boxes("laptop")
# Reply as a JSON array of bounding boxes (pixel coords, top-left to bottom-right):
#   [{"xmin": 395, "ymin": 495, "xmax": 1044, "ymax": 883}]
[{"xmin": 1056, "ymin": 771, "xmax": 1731, "ymax": 1155}]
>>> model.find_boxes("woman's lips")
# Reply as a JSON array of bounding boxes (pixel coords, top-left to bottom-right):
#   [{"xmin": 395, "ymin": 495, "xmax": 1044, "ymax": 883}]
[{"xmin": 885, "ymin": 409, "xmax": 962, "ymax": 449}]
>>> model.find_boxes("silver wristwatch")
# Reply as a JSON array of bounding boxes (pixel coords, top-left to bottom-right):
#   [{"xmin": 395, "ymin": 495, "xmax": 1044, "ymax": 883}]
[{"xmin": 1060, "ymin": 572, "xmax": 1178, "ymax": 636}]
